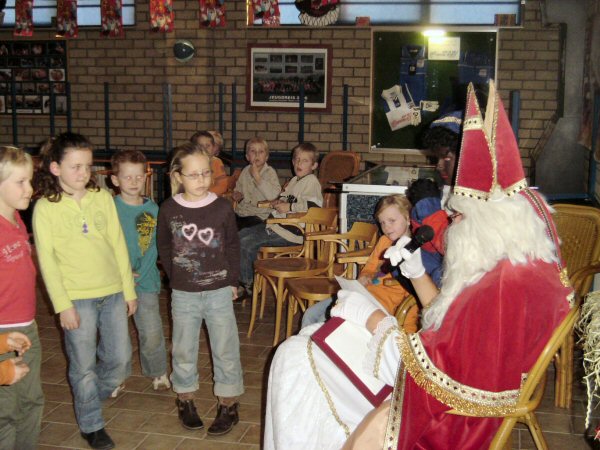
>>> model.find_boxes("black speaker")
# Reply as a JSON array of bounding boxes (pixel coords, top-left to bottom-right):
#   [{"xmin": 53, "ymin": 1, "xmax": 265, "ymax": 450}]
[{"xmin": 173, "ymin": 40, "xmax": 195, "ymax": 63}]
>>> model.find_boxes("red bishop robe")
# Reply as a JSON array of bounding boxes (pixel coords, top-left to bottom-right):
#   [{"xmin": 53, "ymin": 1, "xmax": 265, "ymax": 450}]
[{"xmin": 394, "ymin": 258, "xmax": 572, "ymax": 449}]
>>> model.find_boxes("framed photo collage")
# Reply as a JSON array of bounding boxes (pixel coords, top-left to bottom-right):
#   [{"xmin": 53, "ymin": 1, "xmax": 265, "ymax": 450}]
[{"xmin": 0, "ymin": 40, "xmax": 68, "ymax": 115}]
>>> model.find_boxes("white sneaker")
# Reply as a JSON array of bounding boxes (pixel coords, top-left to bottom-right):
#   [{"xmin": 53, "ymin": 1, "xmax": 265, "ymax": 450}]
[
  {"xmin": 152, "ymin": 374, "xmax": 171, "ymax": 391},
  {"xmin": 110, "ymin": 384, "xmax": 125, "ymax": 398}
]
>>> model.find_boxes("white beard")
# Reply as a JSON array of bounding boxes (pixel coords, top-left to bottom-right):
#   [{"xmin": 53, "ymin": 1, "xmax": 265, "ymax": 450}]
[{"xmin": 421, "ymin": 189, "xmax": 559, "ymax": 330}]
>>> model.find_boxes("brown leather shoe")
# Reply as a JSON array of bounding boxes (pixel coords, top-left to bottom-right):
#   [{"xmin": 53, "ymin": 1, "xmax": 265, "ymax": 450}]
[
  {"xmin": 176, "ymin": 398, "xmax": 204, "ymax": 430},
  {"xmin": 207, "ymin": 402, "xmax": 239, "ymax": 436}
]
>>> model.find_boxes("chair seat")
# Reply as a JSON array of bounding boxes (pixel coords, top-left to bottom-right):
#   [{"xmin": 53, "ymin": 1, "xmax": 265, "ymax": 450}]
[
  {"xmin": 287, "ymin": 277, "xmax": 340, "ymax": 302},
  {"xmin": 254, "ymin": 257, "xmax": 329, "ymax": 278}
]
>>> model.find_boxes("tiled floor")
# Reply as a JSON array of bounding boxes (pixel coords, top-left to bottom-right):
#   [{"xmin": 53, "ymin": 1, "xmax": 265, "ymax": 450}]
[{"xmin": 35, "ymin": 289, "xmax": 597, "ymax": 450}]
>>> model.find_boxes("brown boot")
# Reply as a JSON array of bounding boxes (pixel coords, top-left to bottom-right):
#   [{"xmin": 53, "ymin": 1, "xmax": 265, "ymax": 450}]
[
  {"xmin": 207, "ymin": 402, "xmax": 239, "ymax": 436},
  {"xmin": 176, "ymin": 398, "xmax": 204, "ymax": 430}
]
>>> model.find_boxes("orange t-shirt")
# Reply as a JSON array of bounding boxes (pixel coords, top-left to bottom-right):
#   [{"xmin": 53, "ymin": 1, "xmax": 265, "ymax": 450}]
[
  {"xmin": 209, "ymin": 157, "xmax": 228, "ymax": 196},
  {"xmin": 360, "ymin": 235, "xmax": 419, "ymax": 333}
]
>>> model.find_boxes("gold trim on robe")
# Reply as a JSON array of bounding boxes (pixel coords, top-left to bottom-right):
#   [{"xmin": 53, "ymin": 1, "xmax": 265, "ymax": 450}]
[{"xmin": 396, "ymin": 331, "xmax": 521, "ymax": 416}]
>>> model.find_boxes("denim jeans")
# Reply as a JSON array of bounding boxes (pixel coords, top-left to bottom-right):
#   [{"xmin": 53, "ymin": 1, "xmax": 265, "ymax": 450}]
[
  {"xmin": 64, "ymin": 292, "xmax": 131, "ymax": 433},
  {"xmin": 0, "ymin": 322, "xmax": 44, "ymax": 450},
  {"xmin": 171, "ymin": 287, "xmax": 244, "ymax": 398},
  {"xmin": 239, "ymin": 224, "xmax": 291, "ymax": 286},
  {"xmin": 301, "ymin": 297, "xmax": 334, "ymax": 328},
  {"xmin": 132, "ymin": 291, "xmax": 168, "ymax": 378}
]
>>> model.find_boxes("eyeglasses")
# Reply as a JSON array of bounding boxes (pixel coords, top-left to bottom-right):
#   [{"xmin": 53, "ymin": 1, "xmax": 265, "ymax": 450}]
[{"xmin": 180, "ymin": 169, "xmax": 212, "ymax": 180}]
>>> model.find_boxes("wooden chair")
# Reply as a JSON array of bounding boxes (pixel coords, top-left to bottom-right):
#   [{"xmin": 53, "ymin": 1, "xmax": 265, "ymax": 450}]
[
  {"xmin": 552, "ymin": 204, "xmax": 600, "ymax": 408},
  {"xmin": 318, "ymin": 151, "xmax": 361, "ymax": 208},
  {"xmin": 285, "ymin": 221, "xmax": 379, "ymax": 336},
  {"xmin": 447, "ymin": 298, "xmax": 581, "ymax": 449},
  {"xmin": 247, "ymin": 207, "xmax": 338, "ymax": 345},
  {"xmin": 394, "ymin": 295, "xmax": 418, "ymax": 329}
]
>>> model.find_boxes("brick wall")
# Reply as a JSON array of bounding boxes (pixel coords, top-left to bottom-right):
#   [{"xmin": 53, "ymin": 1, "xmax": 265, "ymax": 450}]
[{"xmin": 0, "ymin": 0, "xmax": 565, "ymax": 177}]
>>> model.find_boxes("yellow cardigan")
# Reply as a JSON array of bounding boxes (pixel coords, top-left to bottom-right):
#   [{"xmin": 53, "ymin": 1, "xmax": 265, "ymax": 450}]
[{"xmin": 33, "ymin": 188, "xmax": 136, "ymax": 313}]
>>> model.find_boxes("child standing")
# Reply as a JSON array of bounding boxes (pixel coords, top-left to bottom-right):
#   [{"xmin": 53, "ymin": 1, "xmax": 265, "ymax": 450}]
[
  {"xmin": 157, "ymin": 142, "xmax": 243, "ymax": 436},
  {"xmin": 190, "ymin": 131, "xmax": 228, "ymax": 196},
  {"xmin": 232, "ymin": 137, "xmax": 281, "ymax": 230},
  {"xmin": 238, "ymin": 142, "xmax": 323, "ymax": 292},
  {"xmin": 0, "ymin": 146, "xmax": 44, "ymax": 450},
  {"xmin": 110, "ymin": 150, "xmax": 170, "ymax": 391},
  {"xmin": 33, "ymin": 133, "xmax": 137, "ymax": 450}
]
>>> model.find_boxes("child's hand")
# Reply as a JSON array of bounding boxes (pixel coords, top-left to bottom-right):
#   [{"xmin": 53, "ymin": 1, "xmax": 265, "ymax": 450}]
[
  {"xmin": 274, "ymin": 202, "xmax": 291, "ymax": 214},
  {"xmin": 126, "ymin": 299, "xmax": 138, "ymax": 317},
  {"xmin": 60, "ymin": 307, "xmax": 80, "ymax": 330},
  {"xmin": 6, "ymin": 332, "xmax": 31, "ymax": 356},
  {"xmin": 357, "ymin": 275, "xmax": 372, "ymax": 287},
  {"xmin": 232, "ymin": 191, "xmax": 243, "ymax": 202},
  {"xmin": 231, "ymin": 286, "xmax": 238, "ymax": 300},
  {"xmin": 250, "ymin": 165, "xmax": 262, "ymax": 182},
  {"xmin": 5, "ymin": 357, "xmax": 30, "ymax": 385}
]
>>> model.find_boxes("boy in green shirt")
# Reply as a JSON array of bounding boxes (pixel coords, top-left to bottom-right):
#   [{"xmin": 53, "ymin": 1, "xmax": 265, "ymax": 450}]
[{"xmin": 111, "ymin": 150, "xmax": 170, "ymax": 391}]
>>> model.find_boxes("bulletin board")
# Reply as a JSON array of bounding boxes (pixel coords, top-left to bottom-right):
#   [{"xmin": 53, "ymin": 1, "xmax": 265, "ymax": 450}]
[
  {"xmin": 0, "ymin": 40, "xmax": 68, "ymax": 115},
  {"xmin": 370, "ymin": 28, "xmax": 497, "ymax": 153}
]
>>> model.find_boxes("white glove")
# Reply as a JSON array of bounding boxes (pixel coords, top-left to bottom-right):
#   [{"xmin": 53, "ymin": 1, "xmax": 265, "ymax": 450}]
[
  {"xmin": 399, "ymin": 248, "xmax": 426, "ymax": 279},
  {"xmin": 330, "ymin": 290, "xmax": 379, "ymax": 328},
  {"xmin": 383, "ymin": 235, "xmax": 412, "ymax": 266}
]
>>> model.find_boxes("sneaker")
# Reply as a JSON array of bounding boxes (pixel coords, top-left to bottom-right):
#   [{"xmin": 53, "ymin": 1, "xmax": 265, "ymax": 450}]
[
  {"xmin": 176, "ymin": 398, "xmax": 204, "ymax": 430},
  {"xmin": 80, "ymin": 427, "xmax": 115, "ymax": 450},
  {"xmin": 236, "ymin": 285, "xmax": 246, "ymax": 299},
  {"xmin": 207, "ymin": 402, "xmax": 239, "ymax": 436},
  {"xmin": 152, "ymin": 374, "xmax": 171, "ymax": 391},
  {"xmin": 109, "ymin": 384, "xmax": 125, "ymax": 398}
]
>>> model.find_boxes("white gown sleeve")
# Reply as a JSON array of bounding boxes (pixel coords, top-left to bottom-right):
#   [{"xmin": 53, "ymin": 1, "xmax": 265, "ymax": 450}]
[{"xmin": 365, "ymin": 316, "xmax": 402, "ymax": 385}]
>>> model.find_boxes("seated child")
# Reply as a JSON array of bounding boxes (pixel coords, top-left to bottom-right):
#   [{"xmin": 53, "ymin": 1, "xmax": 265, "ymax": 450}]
[
  {"xmin": 208, "ymin": 130, "xmax": 223, "ymax": 157},
  {"xmin": 238, "ymin": 142, "xmax": 323, "ymax": 294},
  {"xmin": 301, "ymin": 194, "xmax": 419, "ymax": 332},
  {"xmin": 110, "ymin": 150, "xmax": 170, "ymax": 391},
  {"xmin": 232, "ymin": 137, "xmax": 281, "ymax": 230},
  {"xmin": 190, "ymin": 131, "xmax": 228, "ymax": 195}
]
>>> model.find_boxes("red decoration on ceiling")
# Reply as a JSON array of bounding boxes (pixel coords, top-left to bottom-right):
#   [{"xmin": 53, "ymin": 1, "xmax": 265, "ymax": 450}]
[
  {"xmin": 56, "ymin": 0, "xmax": 78, "ymax": 38},
  {"xmin": 249, "ymin": 0, "xmax": 280, "ymax": 26},
  {"xmin": 150, "ymin": 0, "xmax": 175, "ymax": 33},
  {"xmin": 199, "ymin": 0, "xmax": 226, "ymax": 27},
  {"xmin": 14, "ymin": 0, "xmax": 34, "ymax": 37},
  {"xmin": 101, "ymin": 0, "xmax": 124, "ymax": 37}
]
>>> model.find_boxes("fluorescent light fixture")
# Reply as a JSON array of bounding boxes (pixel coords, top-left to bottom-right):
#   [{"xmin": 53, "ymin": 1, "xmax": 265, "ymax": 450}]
[{"xmin": 422, "ymin": 29, "xmax": 446, "ymax": 37}]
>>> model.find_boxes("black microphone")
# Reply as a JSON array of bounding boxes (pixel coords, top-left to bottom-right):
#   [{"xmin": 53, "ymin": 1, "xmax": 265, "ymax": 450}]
[{"xmin": 403, "ymin": 225, "xmax": 434, "ymax": 253}]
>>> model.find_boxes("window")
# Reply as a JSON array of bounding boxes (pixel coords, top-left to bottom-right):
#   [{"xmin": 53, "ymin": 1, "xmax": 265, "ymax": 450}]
[
  {"xmin": 1, "ymin": 0, "xmax": 136, "ymax": 27},
  {"xmin": 256, "ymin": 0, "xmax": 522, "ymax": 26}
]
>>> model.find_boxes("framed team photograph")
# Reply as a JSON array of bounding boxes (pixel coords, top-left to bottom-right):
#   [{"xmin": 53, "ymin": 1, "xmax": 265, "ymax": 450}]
[{"xmin": 247, "ymin": 44, "xmax": 332, "ymax": 112}]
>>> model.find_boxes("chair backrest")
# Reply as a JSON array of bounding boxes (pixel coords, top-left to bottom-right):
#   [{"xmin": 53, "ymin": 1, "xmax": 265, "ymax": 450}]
[
  {"xmin": 553, "ymin": 204, "xmax": 600, "ymax": 297},
  {"xmin": 447, "ymin": 298, "xmax": 580, "ymax": 422},
  {"xmin": 318, "ymin": 221, "xmax": 379, "ymax": 277},
  {"xmin": 301, "ymin": 207, "xmax": 339, "ymax": 260},
  {"xmin": 318, "ymin": 151, "xmax": 361, "ymax": 208},
  {"xmin": 518, "ymin": 300, "xmax": 580, "ymax": 410},
  {"xmin": 318, "ymin": 151, "xmax": 361, "ymax": 185}
]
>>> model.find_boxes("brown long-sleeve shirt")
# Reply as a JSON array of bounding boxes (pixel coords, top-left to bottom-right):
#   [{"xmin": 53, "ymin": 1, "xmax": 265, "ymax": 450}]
[{"xmin": 157, "ymin": 194, "xmax": 240, "ymax": 292}]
